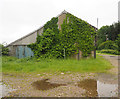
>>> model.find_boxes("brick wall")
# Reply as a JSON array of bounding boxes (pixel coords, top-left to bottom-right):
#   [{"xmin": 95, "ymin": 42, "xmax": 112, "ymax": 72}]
[{"xmin": 58, "ymin": 13, "xmax": 66, "ymax": 30}]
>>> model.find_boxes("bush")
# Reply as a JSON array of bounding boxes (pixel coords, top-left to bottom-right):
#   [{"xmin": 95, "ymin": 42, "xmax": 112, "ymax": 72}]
[
  {"xmin": 100, "ymin": 49, "xmax": 119, "ymax": 55},
  {"xmin": 98, "ymin": 40, "xmax": 118, "ymax": 50},
  {"xmin": 116, "ymin": 34, "xmax": 120, "ymax": 52},
  {"xmin": 0, "ymin": 44, "xmax": 9, "ymax": 56}
]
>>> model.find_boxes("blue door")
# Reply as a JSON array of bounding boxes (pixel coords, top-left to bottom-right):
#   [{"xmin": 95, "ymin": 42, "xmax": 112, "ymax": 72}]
[
  {"xmin": 24, "ymin": 46, "xmax": 34, "ymax": 57},
  {"xmin": 16, "ymin": 46, "xmax": 34, "ymax": 58}
]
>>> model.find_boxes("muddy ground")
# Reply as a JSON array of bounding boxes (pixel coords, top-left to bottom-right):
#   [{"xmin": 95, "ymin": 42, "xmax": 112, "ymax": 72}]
[{"xmin": 2, "ymin": 55, "xmax": 119, "ymax": 97}]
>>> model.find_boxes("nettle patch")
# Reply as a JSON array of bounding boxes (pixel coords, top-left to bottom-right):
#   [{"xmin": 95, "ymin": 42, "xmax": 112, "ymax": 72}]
[{"xmin": 28, "ymin": 14, "xmax": 96, "ymax": 58}]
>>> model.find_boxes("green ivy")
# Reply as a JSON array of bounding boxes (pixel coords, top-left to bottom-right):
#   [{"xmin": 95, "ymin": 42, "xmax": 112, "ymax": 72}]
[
  {"xmin": 28, "ymin": 13, "xmax": 96, "ymax": 58},
  {"xmin": 60, "ymin": 13, "xmax": 95, "ymax": 57},
  {"xmin": 43, "ymin": 17, "xmax": 59, "ymax": 34}
]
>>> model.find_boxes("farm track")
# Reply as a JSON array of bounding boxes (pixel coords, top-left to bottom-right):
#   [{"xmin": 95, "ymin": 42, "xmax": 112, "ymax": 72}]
[{"xmin": 99, "ymin": 54, "xmax": 119, "ymax": 74}]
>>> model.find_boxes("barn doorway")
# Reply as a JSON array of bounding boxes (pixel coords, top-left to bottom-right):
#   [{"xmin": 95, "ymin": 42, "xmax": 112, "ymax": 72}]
[{"xmin": 16, "ymin": 46, "xmax": 34, "ymax": 58}]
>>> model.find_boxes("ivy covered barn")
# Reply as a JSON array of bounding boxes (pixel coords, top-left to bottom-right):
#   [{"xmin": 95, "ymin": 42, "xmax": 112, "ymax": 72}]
[{"xmin": 7, "ymin": 10, "xmax": 97, "ymax": 59}]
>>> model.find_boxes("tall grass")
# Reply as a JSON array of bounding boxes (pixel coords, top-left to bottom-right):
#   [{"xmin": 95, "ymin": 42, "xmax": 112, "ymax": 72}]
[{"xmin": 2, "ymin": 55, "xmax": 113, "ymax": 73}]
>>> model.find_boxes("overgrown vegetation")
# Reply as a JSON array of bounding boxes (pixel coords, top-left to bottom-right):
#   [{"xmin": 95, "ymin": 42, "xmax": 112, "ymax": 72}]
[
  {"xmin": 97, "ymin": 22, "xmax": 120, "ymax": 55},
  {"xmin": 98, "ymin": 40, "xmax": 118, "ymax": 50},
  {"xmin": 116, "ymin": 34, "xmax": 120, "ymax": 52},
  {"xmin": 28, "ymin": 13, "xmax": 96, "ymax": 58},
  {"xmin": 0, "ymin": 44, "xmax": 9, "ymax": 56},
  {"xmin": 2, "ymin": 56, "xmax": 113, "ymax": 73},
  {"xmin": 97, "ymin": 49, "xmax": 119, "ymax": 55}
]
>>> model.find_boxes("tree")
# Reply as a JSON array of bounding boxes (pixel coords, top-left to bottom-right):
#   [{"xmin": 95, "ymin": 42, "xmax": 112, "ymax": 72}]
[
  {"xmin": 97, "ymin": 25, "xmax": 109, "ymax": 48},
  {"xmin": 116, "ymin": 34, "xmax": 120, "ymax": 52},
  {"xmin": 98, "ymin": 40, "xmax": 118, "ymax": 50},
  {"xmin": 108, "ymin": 22, "xmax": 120, "ymax": 41},
  {"xmin": 97, "ymin": 22, "xmax": 120, "ymax": 49}
]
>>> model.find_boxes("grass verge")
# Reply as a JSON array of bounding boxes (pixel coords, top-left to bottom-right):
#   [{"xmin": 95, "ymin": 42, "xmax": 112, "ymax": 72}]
[{"xmin": 2, "ymin": 55, "xmax": 113, "ymax": 74}]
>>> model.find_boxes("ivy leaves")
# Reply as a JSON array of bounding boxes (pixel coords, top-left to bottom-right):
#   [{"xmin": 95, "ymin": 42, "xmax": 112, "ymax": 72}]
[
  {"xmin": 28, "ymin": 13, "xmax": 96, "ymax": 58},
  {"xmin": 62, "ymin": 13, "xmax": 95, "ymax": 57}
]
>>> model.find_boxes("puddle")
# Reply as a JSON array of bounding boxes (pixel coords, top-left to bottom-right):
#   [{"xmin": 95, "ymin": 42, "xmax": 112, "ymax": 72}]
[
  {"xmin": 110, "ymin": 56, "xmax": 115, "ymax": 57},
  {"xmin": 97, "ymin": 80, "xmax": 118, "ymax": 97},
  {"xmin": 32, "ymin": 79, "xmax": 66, "ymax": 90},
  {"xmin": 78, "ymin": 79, "xmax": 118, "ymax": 97}
]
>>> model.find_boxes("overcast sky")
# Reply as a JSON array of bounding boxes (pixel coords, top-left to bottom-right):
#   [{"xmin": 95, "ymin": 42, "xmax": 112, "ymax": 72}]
[{"xmin": 0, "ymin": 0, "xmax": 119, "ymax": 45}]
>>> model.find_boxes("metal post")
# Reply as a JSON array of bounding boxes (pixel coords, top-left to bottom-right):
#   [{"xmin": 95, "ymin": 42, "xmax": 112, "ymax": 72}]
[
  {"xmin": 64, "ymin": 48, "xmax": 65, "ymax": 59},
  {"xmin": 94, "ymin": 36, "xmax": 96, "ymax": 59},
  {"xmin": 94, "ymin": 18, "xmax": 98, "ymax": 59},
  {"xmin": 78, "ymin": 49, "xmax": 80, "ymax": 60}
]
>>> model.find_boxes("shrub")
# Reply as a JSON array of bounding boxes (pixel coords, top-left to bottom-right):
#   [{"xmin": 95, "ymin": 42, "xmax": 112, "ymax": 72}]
[
  {"xmin": 100, "ymin": 49, "xmax": 119, "ymax": 55},
  {"xmin": 0, "ymin": 44, "xmax": 9, "ymax": 56},
  {"xmin": 98, "ymin": 40, "xmax": 118, "ymax": 50},
  {"xmin": 116, "ymin": 34, "xmax": 120, "ymax": 52}
]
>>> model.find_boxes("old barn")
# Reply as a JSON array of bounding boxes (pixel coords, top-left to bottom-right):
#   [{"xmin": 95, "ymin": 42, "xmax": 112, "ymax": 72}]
[{"xmin": 7, "ymin": 10, "xmax": 97, "ymax": 58}]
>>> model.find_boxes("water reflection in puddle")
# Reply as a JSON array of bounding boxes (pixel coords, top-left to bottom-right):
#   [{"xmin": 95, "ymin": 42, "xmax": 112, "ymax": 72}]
[
  {"xmin": 0, "ymin": 82, "xmax": 17, "ymax": 98},
  {"xmin": 78, "ymin": 79, "xmax": 118, "ymax": 97},
  {"xmin": 97, "ymin": 80, "xmax": 118, "ymax": 97},
  {"xmin": 32, "ymin": 79, "xmax": 66, "ymax": 90}
]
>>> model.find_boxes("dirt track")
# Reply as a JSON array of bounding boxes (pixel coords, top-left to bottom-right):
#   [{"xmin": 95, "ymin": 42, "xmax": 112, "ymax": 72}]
[{"xmin": 99, "ymin": 54, "xmax": 119, "ymax": 74}]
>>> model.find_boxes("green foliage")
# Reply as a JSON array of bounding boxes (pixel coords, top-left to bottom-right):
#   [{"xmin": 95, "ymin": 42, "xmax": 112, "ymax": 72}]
[
  {"xmin": 108, "ymin": 22, "xmax": 120, "ymax": 41},
  {"xmin": 116, "ymin": 34, "xmax": 120, "ymax": 52},
  {"xmin": 100, "ymin": 49, "xmax": 119, "ymax": 55},
  {"xmin": 60, "ymin": 14, "xmax": 95, "ymax": 57},
  {"xmin": 97, "ymin": 25, "xmax": 109, "ymax": 48},
  {"xmin": 43, "ymin": 17, "xmax": 59, "ymax": 34},
  {"xmin": 97, "ymin": 22, "xmax": 120, "ymax": 48},
  {"xmin": 98, "ymin": 40, "xmax": 118, "ymax": 50},
  {"xmin": 0, "ymin": 44, "xmax": 9, "ymax": 56},
  {"xmin": 28, "ymin": 14, "xmax": 96, "ymax": 58},
  {"xmin": 28, "ymin": 17, "xmax": 61, "ymax": 58}
]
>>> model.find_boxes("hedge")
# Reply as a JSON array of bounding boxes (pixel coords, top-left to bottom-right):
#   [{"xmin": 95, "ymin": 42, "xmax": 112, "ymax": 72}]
[{"xmin": 100, "ymin": 49, "xmax": 120, "ymax": 55}]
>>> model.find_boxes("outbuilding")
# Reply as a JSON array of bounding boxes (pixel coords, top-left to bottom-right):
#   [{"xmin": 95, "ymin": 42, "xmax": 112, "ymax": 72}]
[{"xmin": 7, "ymin": 10, "xmax": 97, "ymax": 58}]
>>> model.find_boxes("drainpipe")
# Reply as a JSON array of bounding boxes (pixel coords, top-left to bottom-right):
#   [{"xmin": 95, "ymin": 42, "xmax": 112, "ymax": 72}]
[
  {"xmin": 78, "ymin": 49, "xmax": 80, "ymax": 60},
  {"xmin": 94, "ymin": 35, "xmax": 96, "ymax": 59},
  {"xmin": 64, "ymin": 48, "xmax": 65, "ymax": 59}
]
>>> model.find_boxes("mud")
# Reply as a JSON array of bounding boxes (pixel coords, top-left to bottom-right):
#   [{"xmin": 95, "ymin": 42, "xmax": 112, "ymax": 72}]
[
  {"xmin": 78, "ymin": 79, "xmax": 98, "ymax": 97},
  {"xmin": 32, "ymin": 79, "xmax": 66, "ymax": 90}
]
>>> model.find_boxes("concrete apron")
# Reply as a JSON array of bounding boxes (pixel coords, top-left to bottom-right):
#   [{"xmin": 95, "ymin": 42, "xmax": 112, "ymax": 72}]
[{"xmin": 0, "ymin": 82, "xmax": 16, "ymax": 98}]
